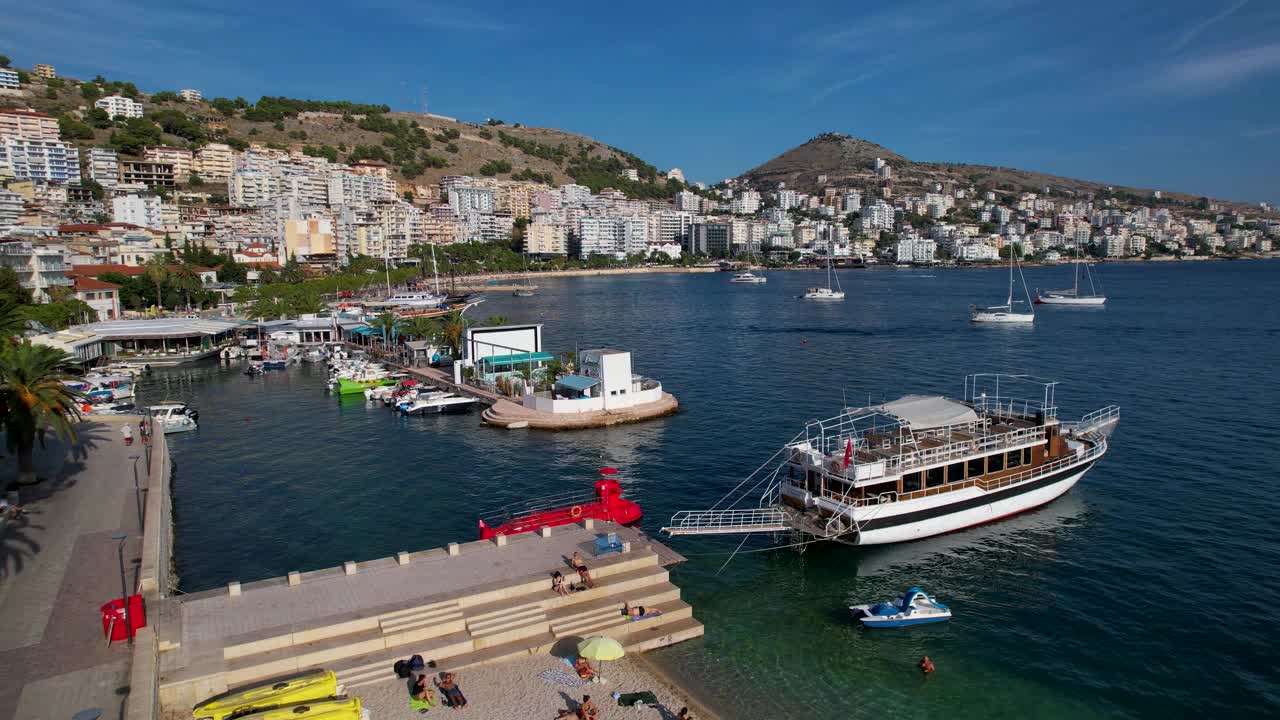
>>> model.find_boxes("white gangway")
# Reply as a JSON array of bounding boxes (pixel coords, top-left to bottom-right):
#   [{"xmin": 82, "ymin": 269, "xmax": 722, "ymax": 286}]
[{"xmin": 662, "ymin": 508, "xmax": 791, "ymax": 536}]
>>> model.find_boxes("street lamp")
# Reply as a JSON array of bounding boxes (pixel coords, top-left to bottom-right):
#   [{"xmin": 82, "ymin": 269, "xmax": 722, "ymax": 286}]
[
  {"xmin": 128, "ymin": 454, "xmax": 143, "ymax": 530},
  {"xmin": 110, "ymin": 532, "xmax": 133, "ymax": 645}
]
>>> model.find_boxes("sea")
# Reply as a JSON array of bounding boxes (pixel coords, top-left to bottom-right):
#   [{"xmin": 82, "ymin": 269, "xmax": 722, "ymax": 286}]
[{"xmin": 136, "ymin": 260, "xmax": 1280, "ymax": 719}]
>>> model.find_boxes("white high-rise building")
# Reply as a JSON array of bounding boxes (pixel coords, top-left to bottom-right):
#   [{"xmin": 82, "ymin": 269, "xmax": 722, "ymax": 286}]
[
  {"xmin": 858, "ymin": 200, "xmax": 895, "ymax": 232},
  {"xmin": 229, "ymin": 170, "xmax": 275, "ymax": 207},
  {"xmin": 731, "ymin": 190, "xmax": 761, "ymax": 214},
  {"xmin": 653, "ymin": 211, "xmax": 695, "ymax": 246},
  {"xmin": 193, "ymin": 143, "xmax": 234, "ymax": 181},
  {"xmin": 674, "ymin": 190, "xmax": 701, "ymax": 212},
  {"xmin": 0, "ymin": 137, "xmax": 81, "ymax": 184},
  {"xmin": 179, "ymin": 88, "xmax": 203, "ymax": 102},
  {"xmin": 95, "ymin": 95, "xmax": 144, "ymax": 119},
  {"xmin": 560, "ymin": 184, "xmax": 591, "ymax": 206},
  {"xmin": 841, "ymin": 191, "xmax": 862, "ymax": 214},
  {"xmin": 577, "ymin": 216, "xmax": 648, "ymax": 259},
  {"xmin": 89, "ymin": 148, "xmax": 119, "ymax": 189},
  {"xmin": 0, "ymin": 188, "xmax": 24, "ymax": 232},
  {"xmin": 328, "ymin": 172, "xmax": 394, "ymax": 206},
  {"xmin": 526, "ymin": 220, "xmax": 568, "ymax": 256},
  {"xmin": 896, "ymin": 237, "xmax": 936, "ymax": 264},
  {"xmin": 112, "ymin": 194, "xmax": 164, "ymax": 228}
]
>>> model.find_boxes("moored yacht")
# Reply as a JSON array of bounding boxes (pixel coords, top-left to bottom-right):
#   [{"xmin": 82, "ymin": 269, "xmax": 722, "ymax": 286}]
[
  {"xmin": 729, "ymin": 271, "xmax": 767, "ymax": 284},
  {"xmin": 1037, "ymin": 247, "xmax": 1106, "ymax": 306},
  {"xmin": 801, "ymin": 258, "xmax": 845, "ymax": 300},
  {"xmin": 663, "ymin": 374, "xmax": 1118, "ymax": 546},
  {"xmin": 971, "ymin": 252, "xmax": 1034, "ymax": 323},
  {"xmin": 380, "ymin": 291, "xmax": 447, "ymax": 308}
]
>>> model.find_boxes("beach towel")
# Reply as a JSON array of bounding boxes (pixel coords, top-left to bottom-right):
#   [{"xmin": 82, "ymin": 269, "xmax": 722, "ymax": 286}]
[
  {"xmin": 538, "ymin": 669, "xmax": 590, "ymax": 688},
  {"xmin": 628, "ymin": 610, "xmax": 663, "ymax": 622},
  {"xmin": 409, "ymin": 696, "xmax": 435, "ymax": 712},
  {"xmin": 616, "ymin": 691, "xmax": 660, "ymax": 707},
  {"xmin": 560, "ymin": 656, "xmax": 577, "ymax": 669}
]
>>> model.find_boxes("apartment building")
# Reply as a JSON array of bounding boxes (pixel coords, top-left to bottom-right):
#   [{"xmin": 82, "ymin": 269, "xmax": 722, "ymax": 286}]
[
  {"xmin": 0, "ymin": 108, "xmax": 60, "ymax": 140},
  {"xmin": 229, "ymin": 171, "xmax": 274, "ymax": 206},
  {"xmin": 525, "ymin": 220, "xmax": 568, "ymax": 256},
  {"xmin": 145, "ymin": 146, "xmax": 193, "ymax": 182},
  {"xmin": 112, "ymin": 194, "xmax": 164, "ymax": 228},
  {"xmin": 0, "ymin": 68, "xmax": 18, "ymax": 90},
  {"xmin": 95, "ymin": 95, "xmax": 144, "ymax": 119},
  {"xmin": 284, "ymin": 216, "xmax": 337, "ymax": 259},
  {"xmin": 0, "ymin": 188, "xmax": 23, "ymax": 231},
  {"xmin": 89, "ymin": 148, "xmax": 119, "ymax": 189},
  {"xmin": 327, "ymin": 171, "xmax": 393, "ymax": 205},
  {"xmin": 179, "ymin": 88, "xmax": 203, "ymax": 102},
  {"xmin": 71, "ymin": 276, "xmax": 121, "ymax": 319},
  {"xmin": 0, "ymin": 238, "xmax": 71, "ymax": 302},
  {"xmin": 193, "ymin": 143, "xmax": 233, "ymax": 180},
  {"xmin": 687, "ymin": 221, "xmax": 731, "ymax": 256},
  {"xmin": 32, "ymin": 64, "xmax": 56, "ymax": 79},
  {"xmin": 674, "ymin": 190, "xmax": 702, "ymax": 212},
  {"xmin": 576, "ymin": 215, "xmax": 647, "ymax": 259},
  {"xmin": 895, "ymin": 236, "xmax": 937, "ymax": 264},
  {"xmin": 0, "ymin": 137, "xmax": 81, "ymax": 183},
  {"xmin": 120, "ymin": 160, "xmax": 175, "ymax": 189},
  {"xmin": 730, "ymin": 190, "xmax": 761, "ymax": 214}
]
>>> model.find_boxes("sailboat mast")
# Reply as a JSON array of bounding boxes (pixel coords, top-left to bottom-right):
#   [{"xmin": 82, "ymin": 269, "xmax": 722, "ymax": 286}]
[
  {"xmin": 1007, "ymin": 248, "xmax": 1014, "ymax": 306},
  {"xmin": 430, "ymin": 243, "xmax": 440, "ymax": 295}
]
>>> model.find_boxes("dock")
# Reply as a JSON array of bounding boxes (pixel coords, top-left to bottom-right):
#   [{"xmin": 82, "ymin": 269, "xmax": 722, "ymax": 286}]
[{"xmin": 155, "ymin": 522, "xmax": 704, "ymax": 710}]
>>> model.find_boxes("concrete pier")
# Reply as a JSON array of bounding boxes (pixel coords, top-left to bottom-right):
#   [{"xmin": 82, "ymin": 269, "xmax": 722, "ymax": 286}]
[{"xmin": 155, "ymin": 523, "xmax": 702, "ymax": 711}]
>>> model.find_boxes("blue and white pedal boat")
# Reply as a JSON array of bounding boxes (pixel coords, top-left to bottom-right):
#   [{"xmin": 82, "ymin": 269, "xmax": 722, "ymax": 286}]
[{"xmin": 850, "ymin": 587, "xmax": 952, "ymax": 628}]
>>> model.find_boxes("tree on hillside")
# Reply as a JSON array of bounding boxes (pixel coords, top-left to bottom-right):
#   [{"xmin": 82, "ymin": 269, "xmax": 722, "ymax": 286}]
[
  {"xmin": 57, "ymin": 114, "xmax": 95, "ymax": 140},
  {"xmin": 150, "ymin": 90, "xmax": 179, "ymax": 103},
  {"xmin": 0, "ymin": 341, "xmax": 84, "ymax": 485},
  {"xmin": 86, "ymin": 107, "xmax": 112, "ymax": 129},
  {"xmin": 80, "ymin": 82, "xmax": 101, "ymax": 102},
  {"xmin": 145, "ymin": 257, "xmax": 169, "ymax": 310},
  {"xmin": 0, "ymin": 55, "xmax": 10, "ymax": 67}
]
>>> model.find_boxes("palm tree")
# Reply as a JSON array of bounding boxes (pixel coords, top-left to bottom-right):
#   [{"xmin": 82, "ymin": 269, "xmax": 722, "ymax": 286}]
[
  {"xmin": 561, "ymin": 351, "xmax": 578, "ymax": 374},
  {"xmin": 400, "ymin": 316, "xmax": 440, "ymax": 342},
  {"xmin": 440, "ymin": 310, "xmax": 469, "ymax": 357},
  {"xmin": 0, "ymin": 341, "xmax": 84, "ymax": 485},
  {"xmin": 543, "ymin": 357, "xmax": 565, "ymax": 384},
  {"xmin": 371, "ymin": 311, "xmax": 403, "ymax": 349},
  {"xmin": 171, "ymin": 264, "xmax": 201, "ymax": 311},
  {"xmin": 0, "ymin": 296, "xmax": 26, "ymax": 341},
  {"xmin": 144, "ymin": 257, "xmax": 169, "ymax": 312}
]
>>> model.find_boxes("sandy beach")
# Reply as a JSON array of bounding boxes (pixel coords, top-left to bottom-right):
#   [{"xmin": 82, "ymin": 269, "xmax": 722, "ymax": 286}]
[{"xmin": 354, "ymin": 652, "xmax": 718, "ymax": 720}]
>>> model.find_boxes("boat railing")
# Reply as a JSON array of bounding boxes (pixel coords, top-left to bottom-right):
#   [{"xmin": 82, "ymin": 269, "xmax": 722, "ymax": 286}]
[
  {"xmin": 887, "ymin": 425, "xmax": 1046, "ymax": 474},
  {"xmin": 662, "ymin": 508, "xmax": 791, "ymax": 536},
  {"xmin": 1063, "ymin": 405, "xmax": 1120, "ymax": 435},
  {"xmin": 480, "ymin": 488, "xmax": 599, "ymax": 527},
  {"xmin": 811, "ymin": 435, "xmax": 1106, "ymax": 508}
]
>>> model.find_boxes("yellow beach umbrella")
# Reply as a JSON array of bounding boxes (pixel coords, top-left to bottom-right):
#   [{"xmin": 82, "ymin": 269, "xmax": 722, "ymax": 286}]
[{"xmin": 577, "ymin": 635, "xmax": 625, "ymax": 661}]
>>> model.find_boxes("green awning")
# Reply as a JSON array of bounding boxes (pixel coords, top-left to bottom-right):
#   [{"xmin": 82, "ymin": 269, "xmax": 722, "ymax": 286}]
[
  {"xmin": 478, "ymin": 351, "xmax": 554, "ymax": 367},
  {"xmin": 555, "ymin": 374, "xmax": 599, "ymax": 391}
]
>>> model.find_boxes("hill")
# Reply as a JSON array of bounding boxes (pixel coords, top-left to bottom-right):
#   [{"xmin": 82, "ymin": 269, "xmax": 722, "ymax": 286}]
[
  {"xmin": 740, "ymin": 132, "xmax": 1260, "ymax": 213},
  {"xmin": 0, "ymin": 69, "xmax": 693, "ymax": 199}
]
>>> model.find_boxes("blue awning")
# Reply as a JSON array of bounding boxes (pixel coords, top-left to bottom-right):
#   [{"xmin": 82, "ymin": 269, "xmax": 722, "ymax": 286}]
[
  {"xmin": 555, "ymin": 374, "xmax": 599, "ymax": 391},
  {"xmin": 478, "ymin": 351, "xmax": 554, "ymax": 367},
  {"xmin": 347, "ymin": 325, "xmax": 378, "ymax": 336}
]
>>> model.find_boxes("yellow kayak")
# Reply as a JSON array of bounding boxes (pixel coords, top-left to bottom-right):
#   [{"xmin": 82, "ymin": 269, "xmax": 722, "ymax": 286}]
[
  {"xmin": 193, "ymin": 670, "xmax": 338, "ymax": 720},
  {"xmin": 234, "ymin": 697, "xmax": 362, "ymax": 720}
]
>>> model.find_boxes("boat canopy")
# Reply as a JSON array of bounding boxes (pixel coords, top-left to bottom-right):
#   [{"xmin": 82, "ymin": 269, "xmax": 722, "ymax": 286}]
[
  {"xmin": 555, "ymin": 374, "xmax": 600, "ymax": 391},
  {"xmin": 478, "ymin": 351, "xmax": 555, "ymax": 368},
  {"xmin": 878, "ymin": 395, "xmax": 978, "ymax": 429}
]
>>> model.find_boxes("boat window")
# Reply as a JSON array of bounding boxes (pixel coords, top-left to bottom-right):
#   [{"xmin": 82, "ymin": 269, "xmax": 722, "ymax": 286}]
[
  {"xmin": 947, "ymin": 462, "xmax": 965, "ymax": 483},
  {"xmin": 987, "ymin": 452, "xmax": 1004, "ymax": 473},
  {"xmin": 864, "ymin": 481, "xmax": 897, "ymax": 499},
  {"xmin": 1023, "ymin": 447, "xmax": 1032, "ymax": 465},
  {"xmin": 926, "ymin": 466, "xmax": 945, "ymax": 488},
  {"xmin": 967, "ymin": 457, "xmax": 984, "ymax": 477},
  {"xmin": 1006, "ymin": 450, "xmax": 1022, "ymax": 469},
  {"xmin": 902, "ymin": 472, "xmax": 922, "ymax": 492}
]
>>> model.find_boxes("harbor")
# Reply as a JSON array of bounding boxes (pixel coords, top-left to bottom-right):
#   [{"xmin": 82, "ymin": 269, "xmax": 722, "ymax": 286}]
[{"xmin": 4, "ymin": 261, "xmax": 1280, "ymax": 719}]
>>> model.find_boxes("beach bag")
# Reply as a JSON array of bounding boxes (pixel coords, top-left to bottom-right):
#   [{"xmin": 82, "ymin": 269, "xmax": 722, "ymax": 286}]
[
  {"xmin": 394, "ymin": 659, "xmax": 411, "ymax": 679},
  {"xmin": 409, "ymin": 654, "xmax": 425, "ymax": 672}
]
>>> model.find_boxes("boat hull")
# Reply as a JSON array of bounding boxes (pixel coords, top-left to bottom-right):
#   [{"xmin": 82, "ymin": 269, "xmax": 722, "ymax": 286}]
[
  {"xmin": 335, "ymin": 378, "xmax": 394, "ymax": 395},
  {"xmin": 1036, "ymin": 294, "xmax": 1106, "ymax": 306},
  {"xmin": 970, "ymin": 311, "xmax": 1034, "ymax": 323},
  {"xmin": 857, "ymin": 613, "xmax": 951, "ymax": 628}
]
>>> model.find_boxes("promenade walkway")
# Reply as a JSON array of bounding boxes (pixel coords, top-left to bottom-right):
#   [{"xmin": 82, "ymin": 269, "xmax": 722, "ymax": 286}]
[{"xmin": 0, "ymin": 418, "xmax": 151, "ymax": 720}]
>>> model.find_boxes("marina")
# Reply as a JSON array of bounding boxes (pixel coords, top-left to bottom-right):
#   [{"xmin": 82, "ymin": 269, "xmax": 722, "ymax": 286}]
[{"xmin": 4, "ymin": 261, "xmax": 1280, "ymax": 720}]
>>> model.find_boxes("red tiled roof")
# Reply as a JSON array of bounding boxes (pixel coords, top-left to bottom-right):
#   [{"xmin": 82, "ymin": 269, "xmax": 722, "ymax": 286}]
[
  {"xmin": 67, "ymin": 263, "xmax": 146, "ymax": 277},
  {"xmin": 58, "ymin": 224, "xmax": 110, "ymax": 233},
  {"xmin": 69, "ymin": 275, "xmax": 121, "ymax": 291},
  {"xmin": 243, "ymin": 261, "xmax": 283, "ymax": 269}
]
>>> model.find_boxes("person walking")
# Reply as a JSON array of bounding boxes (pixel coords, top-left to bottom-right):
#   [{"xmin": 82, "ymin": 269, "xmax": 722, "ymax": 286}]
[{"xmin": 120, "ymin": 423, "xmax": 134, "ymax": 446}]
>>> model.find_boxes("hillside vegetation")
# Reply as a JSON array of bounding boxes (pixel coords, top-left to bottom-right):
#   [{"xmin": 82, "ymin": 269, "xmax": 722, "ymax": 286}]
[{"xmin": 0, "ymin": 67, "xmax": 701, "ymax": 199}]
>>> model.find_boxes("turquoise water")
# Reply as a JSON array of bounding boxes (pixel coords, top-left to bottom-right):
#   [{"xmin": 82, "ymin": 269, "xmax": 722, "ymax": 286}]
[{"xmin": 141, "ymin": 261, "xmax": 1280, "ymax": 718}]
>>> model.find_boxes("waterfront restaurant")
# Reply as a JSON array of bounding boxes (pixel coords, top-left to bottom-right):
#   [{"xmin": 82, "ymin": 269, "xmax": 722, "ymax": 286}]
[
  {"xmin": 522, "ymin": 348, "xmax": 665, "ymax": 414},
  {"xmin": 78, "ymin": 317, "xmax": 243, "ymax": 365}
]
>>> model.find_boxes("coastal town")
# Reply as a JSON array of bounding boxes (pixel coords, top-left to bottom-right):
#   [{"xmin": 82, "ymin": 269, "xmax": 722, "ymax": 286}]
[
  {"xmin": 0, "ymin": 30, "xmax": 1277, "ymax": 720},
  {"xmin": 1, "ymin": 57, "xmax": 1278, "ymax": 325}
]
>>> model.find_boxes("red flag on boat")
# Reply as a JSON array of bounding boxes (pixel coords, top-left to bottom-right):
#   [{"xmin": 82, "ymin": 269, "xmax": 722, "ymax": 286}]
[{"xmin": 843, "ymin": 438, "xmax": 853, "ymax": 469}]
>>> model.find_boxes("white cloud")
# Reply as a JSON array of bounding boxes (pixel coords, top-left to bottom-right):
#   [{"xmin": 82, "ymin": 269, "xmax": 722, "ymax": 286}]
[
  {"xmin": 1155, "ymin": 43, "xmax": 1280, "ymax": 93},
  {"xmin": 1171, "ymin": 0, "xmax": 1248, "ymax": 53}
]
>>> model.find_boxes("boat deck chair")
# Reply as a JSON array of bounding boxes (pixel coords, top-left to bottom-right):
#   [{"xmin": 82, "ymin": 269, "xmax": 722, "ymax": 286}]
[{"xmin": 593, "ymin": 533, "xmax": 623, "ymax": 556}]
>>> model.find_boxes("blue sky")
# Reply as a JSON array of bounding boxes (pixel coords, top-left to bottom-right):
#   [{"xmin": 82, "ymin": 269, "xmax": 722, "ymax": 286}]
[{"xmin": 5, "ymin": 0, "xmax": 1279, "ymax": 202}]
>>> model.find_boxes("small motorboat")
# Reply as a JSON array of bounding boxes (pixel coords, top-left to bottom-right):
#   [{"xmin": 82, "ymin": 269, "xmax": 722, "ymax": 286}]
[
  {"xmin": 244, "ymin": 362, "xmax": 264, "ymax": 376},
  {"xmin": 729, "ymin": 271, "xmax": 767, "ymax": 284},
  {"xmin": 148, "ymin": 402, "xmax": 199, "ymax": 434},
  {"xmin": 397, "ymin": 393, "xmax": 476, "ymax": 415},
  {"xmin": 849, "ymin": 587, "xmax": 952, "ymax": 628}
]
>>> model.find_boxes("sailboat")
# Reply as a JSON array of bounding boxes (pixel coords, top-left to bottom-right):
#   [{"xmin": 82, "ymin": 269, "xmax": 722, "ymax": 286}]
[
  {"xmin": 1036, "ymin": 246, "xmax": 1105, "ymax": 305},
  {"xmin": 801, "ymin": 258, "xmax": 845, "ymax": 300},
  {"xmin": 513, "ymin": 251, "xmax": 535, "ymax": 297},
  {"xmin": 970, "ymin": 249, "xmax": 1034, "ymax": 323}
]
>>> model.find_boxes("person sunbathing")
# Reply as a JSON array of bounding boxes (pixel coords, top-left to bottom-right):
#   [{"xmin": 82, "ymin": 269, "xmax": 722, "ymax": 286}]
[
  {"xmin": 623, "ymin": 602, "xmax": 661, "ymax": 621},
  {"xmin": 434, "ymin": 672, "xmax": 467, "ymax": 708},
  {"xmin": 574, "ymin": 657, "xmax": 596, "ymax": 681},
  {"xmin": 411, "ymin": 674, "xmax": 435, "ymax": 704},
  {"xmin": 580, "ymin": 695, "xmax": 599, "ymax": 720}
]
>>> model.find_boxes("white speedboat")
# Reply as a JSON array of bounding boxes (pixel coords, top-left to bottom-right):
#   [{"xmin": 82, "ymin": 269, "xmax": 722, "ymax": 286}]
[
  {"xmin": 850, "ymin": 587, "xmax": 952, "ymax": 627},
  {"xmin": 972, "ymin": 252, "xmax": 1034, "ymax": 323},
  {"xmin": 381, "ymin": 291, "xmax": 447, "ymax": 308},
  {"xmin": 398, "ymin": 394, "xmax": 477, "ymax": 415},
  {"xmin": 729, "ymin": 271, "xmax": 767, "ymax": 284},
  {"xmin": 300, "ymin": 347, "xmax": 328, "ymax": 363},
  {"xmin": 220, "ymin": 346, "xmax": 245, "ymax": 360},
  {"xmin": 148, "ymin": 402, "xmax": 199, "ymax": 434},
  {"xmin": 801, "ymin": 259, "xmax": 845, "ymax": 300}
]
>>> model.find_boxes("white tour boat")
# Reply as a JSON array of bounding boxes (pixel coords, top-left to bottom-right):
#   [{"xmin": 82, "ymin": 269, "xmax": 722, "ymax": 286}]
[
  {"xmin": 801, "ymin": 259, "xmax": 845, "ymax": 300},
  {"xmin": 381, "ymin": 291, "xmax": 447, "ymax": 308},
  {"xmin": 971, "ymin": 252, "xmax": 1034, "ymax": 323},
  {"xmin": 1037, "ymin": 247, "xmax": 1106, "ymax": 306},
  {"xmin": 729, "ymin": 271, "xmax": 767, "ymax": 284},
  {"xmin": 663, "ymin": 374, "xmax": 1119, "ymax": 546}
]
